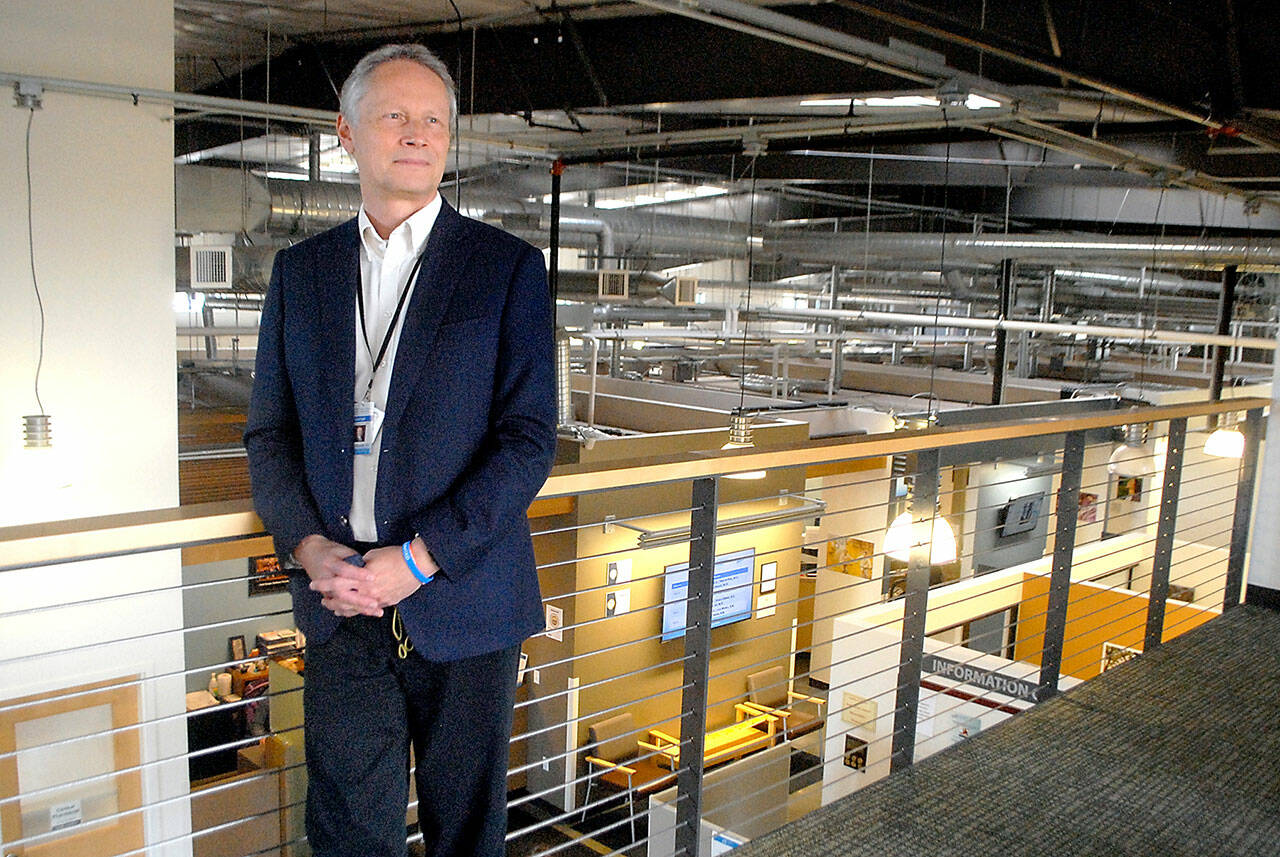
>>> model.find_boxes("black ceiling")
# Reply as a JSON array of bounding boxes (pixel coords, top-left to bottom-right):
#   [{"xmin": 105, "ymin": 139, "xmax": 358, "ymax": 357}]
[{"xmin": 177, "ymin": 0, "xmax": 1280, "ymax": 230}]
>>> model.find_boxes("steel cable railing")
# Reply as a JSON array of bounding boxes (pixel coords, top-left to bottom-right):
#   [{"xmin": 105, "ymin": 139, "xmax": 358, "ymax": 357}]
[{"xmin": 0, "ymin": 399, "xmax": 1264, "ymax": 857}]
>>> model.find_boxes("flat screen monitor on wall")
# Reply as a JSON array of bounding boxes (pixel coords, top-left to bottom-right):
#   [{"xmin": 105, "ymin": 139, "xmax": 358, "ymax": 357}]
[
  {"xmin": 661, "ymin": 548, "xmax": 756, "ymax": 641},
  {"xmin": 998, "ymin": 492, "xmax": 1045, "ymax": 537}
]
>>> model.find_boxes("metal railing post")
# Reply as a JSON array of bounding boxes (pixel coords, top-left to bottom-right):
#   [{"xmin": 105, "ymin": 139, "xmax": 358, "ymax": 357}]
[
  {"xmin": 890, "ymin": 448, "xmax": 939, "ymax": 773},
  {"xmin": 675, "ymin": 476, "xmax": 717, "ymax": 857},
  {"xmin": 1224, "ymin": 407, "xmax": 1264, "ymax": 610},
  {"xmin": 1038, "ymin": 430, "xmax": 1086, "ymax": 699},
  {"xmin": 1145, "ymin": 417, "xmax": 1187, "ymax": 652}
]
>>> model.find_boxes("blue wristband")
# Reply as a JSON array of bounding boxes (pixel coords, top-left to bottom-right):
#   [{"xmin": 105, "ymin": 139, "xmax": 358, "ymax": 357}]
[{"xmin": 402, "ymin": 540, "xmax": 432, "ymax": 585}]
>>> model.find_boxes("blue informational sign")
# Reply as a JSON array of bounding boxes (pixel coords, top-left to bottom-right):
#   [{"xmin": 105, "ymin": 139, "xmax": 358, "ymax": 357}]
[{"xmin": 661, "ymin": 548, "xmax": 755, "ymax": 641}]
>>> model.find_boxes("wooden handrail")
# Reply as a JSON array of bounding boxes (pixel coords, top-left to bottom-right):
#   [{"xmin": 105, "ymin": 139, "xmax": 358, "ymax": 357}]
[{"xmin": 0, "ymin": 397, "xmax": 1266, "ymax": 571}]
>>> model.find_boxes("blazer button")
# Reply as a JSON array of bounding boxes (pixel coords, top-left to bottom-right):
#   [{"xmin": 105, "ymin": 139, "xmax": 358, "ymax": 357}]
[{"xmin": 340, "ymin": 515, "xmax": 349, "ymax": 526}]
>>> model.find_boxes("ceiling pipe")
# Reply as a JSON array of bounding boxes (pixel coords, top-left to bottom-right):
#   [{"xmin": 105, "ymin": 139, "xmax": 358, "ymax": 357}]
[
  {"xmin": 763, "ymin": 232, "xmax": 1280, "ymax": 267},
  {"xmin": 751, "ymin": 306, "xmax": 1277, "ymax": 351},
  {"xmin": 831, "ymin": 1, "xmax": 1280, "ymax": 154},
  {"xmin": 1052, "ymin": 268, "xmax": 1215, "ymax": 294}
]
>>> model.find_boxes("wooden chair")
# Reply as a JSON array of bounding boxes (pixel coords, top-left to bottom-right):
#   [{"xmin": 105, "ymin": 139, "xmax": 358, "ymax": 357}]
[
  {"xmin": 741, "ymin": 666, "xmax": 825, "ymax": 742},
  {"xmin": 582, "ymin": 712, "xmax": 677, "ymax": 840}
]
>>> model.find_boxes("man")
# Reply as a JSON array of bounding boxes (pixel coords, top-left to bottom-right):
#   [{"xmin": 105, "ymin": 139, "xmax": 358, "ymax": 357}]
[{"xmin": 245, "ymin": 43, "xmax": 556, "ymax": 857}]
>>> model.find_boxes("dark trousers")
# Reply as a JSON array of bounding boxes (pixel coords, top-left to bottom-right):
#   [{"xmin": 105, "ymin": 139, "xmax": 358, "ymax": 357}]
[{"xmin": 302, "ymin": 613, "xmax": 520, "ymax": 857}]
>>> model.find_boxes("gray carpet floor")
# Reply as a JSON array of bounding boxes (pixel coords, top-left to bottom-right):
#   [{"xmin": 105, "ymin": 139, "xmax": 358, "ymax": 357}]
[{"xmin": 736, "ymin": 605, "xmax": 1280, "ymax": 857}]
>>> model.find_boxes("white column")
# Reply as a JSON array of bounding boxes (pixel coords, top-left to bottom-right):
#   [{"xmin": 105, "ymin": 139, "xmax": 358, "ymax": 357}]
[
  {"xmin": 1244, "ymin": 327, "xmax": 1280, "ymax": 602},
  {"xmin": 1, "ymin": 2, "xmax": 187, "ymax": 855}
]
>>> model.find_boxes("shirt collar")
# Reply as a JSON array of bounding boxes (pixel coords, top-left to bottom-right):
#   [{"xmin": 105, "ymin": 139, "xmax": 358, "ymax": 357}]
[{"xmin": 357, "ymin": 194, "xmax": 443, "ymax": 261}]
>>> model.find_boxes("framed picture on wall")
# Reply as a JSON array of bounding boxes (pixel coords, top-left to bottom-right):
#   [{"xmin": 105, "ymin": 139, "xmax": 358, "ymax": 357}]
[
  {"xmin": 1077, "ymin": 491, "xmax": 1099, "ymax": 524},
  {"xmin": 1115, "ymin": 477, "xmax": 1143, "ymax": 502},
  {"xmin": 827, "ymin": 537, "xmax": 876, "ymax": 579},
  {"xmin": 248, "ymin": 554, "xmax": 289, "ymax": 597},
  {"xmin": 759, "ymin": 561, "xmax": 778, "ymax": 594},
  {"xmin": 228, "ymin": 635, "xmax": 246, "ymax": 663}
]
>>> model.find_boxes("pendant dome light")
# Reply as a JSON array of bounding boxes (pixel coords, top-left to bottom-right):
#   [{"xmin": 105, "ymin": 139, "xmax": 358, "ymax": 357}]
[
  {"xmin": 884, "ymin": 511, "xmax": 958, "ymax": 566},
  {"xmin": 1203, "ymin": 413, "xmax": 1244, "ymax": 459},
  {"xmin": 1108, "ymin": 424, "xmax": 1152, "ymax": 478}
]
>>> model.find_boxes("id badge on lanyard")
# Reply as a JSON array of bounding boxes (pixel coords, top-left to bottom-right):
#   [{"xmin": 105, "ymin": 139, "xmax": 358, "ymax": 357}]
[{"xmin": 353, "ymin": 399, "xmax": 385, "ymax": 455}]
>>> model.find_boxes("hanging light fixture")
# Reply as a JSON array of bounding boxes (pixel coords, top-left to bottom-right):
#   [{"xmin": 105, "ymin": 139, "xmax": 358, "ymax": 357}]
[
  {"xmin": 1204, "ymin": 415, "xmax": 1244, "ymax": 459},
  {"xmin": 22, "ymin": 413, "xmax": 52, "ymax": 449},
  {"xmin": 722, "ymin": 409, "xmax": 766, "ymax": 480},
  {"xmin": 884, "ymin": 510, "xmax": 958, "ymax": 566},
  {"xmin": 1108, "ymin": 424, "xmax": 1151, "ymax": 478},
  {"xmin": 720, "ymin": 158, "xmax": 764, "ymax": 481}
]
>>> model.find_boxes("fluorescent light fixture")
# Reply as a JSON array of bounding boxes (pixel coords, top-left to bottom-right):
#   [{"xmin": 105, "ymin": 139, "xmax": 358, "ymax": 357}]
[
  {"xmin": 801, "ymin": 94, "xmax": 1000, "ymax": 110},
  {"xmin": 965, "ymin": 94, "xmax": 1002, "ymax": 109},
  {"xmin": 857, "ymin": 95, "xmax": 940, "ymax": 108},
  {"xmin": 261, "ymin": 170, "xmax": 309, "ymax": 181},
  {"xmin": 620, "ymin": 495, "xmax": 827, "ymax": 549},
  {"xmin": 550, "ymin": 181, "xmax": 731, "ymax": 211}
]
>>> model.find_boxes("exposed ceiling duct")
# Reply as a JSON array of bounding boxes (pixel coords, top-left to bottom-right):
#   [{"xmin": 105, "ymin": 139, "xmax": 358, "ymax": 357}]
[
  {"xmin": 176, "ymin": 166, "xmax": 751, "ymax": 262},
  {"xmin": 763, "ymin": 232, "xmax": 1280, "ymax": 269}
]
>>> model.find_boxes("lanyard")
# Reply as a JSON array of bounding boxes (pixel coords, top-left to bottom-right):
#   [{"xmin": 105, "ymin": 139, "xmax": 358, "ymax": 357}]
[{"xmin": 356, "ymin": 247, "xmax": 428, "ymax": 401}]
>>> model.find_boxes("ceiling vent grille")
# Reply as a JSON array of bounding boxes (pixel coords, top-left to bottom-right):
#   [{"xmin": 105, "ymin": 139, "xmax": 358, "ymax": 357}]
[
  {"xmin": 190, "ymin": 246, "xmax": 233, "ymax": 291},
  {"xmin": 674, "ymin": 276, "xmax": 698, "ymax": 305},
  {"xmin": 597, "ymin": 270, "xmax": 630, "ymax": 301}
]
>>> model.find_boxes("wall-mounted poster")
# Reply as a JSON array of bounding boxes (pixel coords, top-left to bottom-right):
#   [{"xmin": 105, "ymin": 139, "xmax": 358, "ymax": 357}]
[
  {"xmin": 1100, "ymin": 641, "xmax": 1142, "ymax": 673},
  {"xmin": 843, "ymin": 735, "xmax": 868, "ymax": 770},
  {"xmin": 1116, "ymin": 477, "xmax": 1143, "ymax": 502},
  {"xmin": 544, "ymin": 605, "xmax": 564, "ymax": 642},
  {"xmin": 248, "ymin": 554, "xmax": 289, "ymax": 596},
  {"xmin": 826, "ymin": 537, "xmax": 876, "ymax": 579},
  {"xmin": 759, "ymin": 561, "xmax": 777, "ymax": 594},
  {"xmin": 1077, "ymin": 491, "xmax": 1099, "ymax": 524}
]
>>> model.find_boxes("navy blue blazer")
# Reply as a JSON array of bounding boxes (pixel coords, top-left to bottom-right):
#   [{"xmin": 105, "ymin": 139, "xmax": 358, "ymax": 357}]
[{"xmin": 244, "ymin": 201, "xmax": 557, "ymax": 660}]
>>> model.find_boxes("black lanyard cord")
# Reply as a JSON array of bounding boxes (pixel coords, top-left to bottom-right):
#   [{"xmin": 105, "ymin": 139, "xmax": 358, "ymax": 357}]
[{"xmin": 356, "ymin": 248, "xmax": 428, "ymax": 399}]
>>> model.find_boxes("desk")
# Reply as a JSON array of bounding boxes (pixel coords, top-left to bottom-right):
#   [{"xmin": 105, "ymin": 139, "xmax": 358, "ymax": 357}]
[{"xmin": 648, "ymin": 707, "xmax": 778, "ymax": 770}]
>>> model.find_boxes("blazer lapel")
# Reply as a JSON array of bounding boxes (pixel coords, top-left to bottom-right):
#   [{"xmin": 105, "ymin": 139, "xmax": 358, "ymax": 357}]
[
  {"xmin": 383, "ymin": 201, "xmax": 472, "ymax": 431},
  {"xmin": 315, "ymin": 220, "xmax": 360, "ymax": 475}
]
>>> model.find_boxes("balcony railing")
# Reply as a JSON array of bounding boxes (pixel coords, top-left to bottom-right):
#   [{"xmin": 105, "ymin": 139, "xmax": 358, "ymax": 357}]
[{"xmin": 0, "ymin": 396, "xmax": 1265, "ymax": 857}]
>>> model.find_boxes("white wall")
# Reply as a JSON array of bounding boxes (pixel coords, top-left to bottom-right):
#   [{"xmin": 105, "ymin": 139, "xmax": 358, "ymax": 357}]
[
  {"xmin": 0, "ymin": 2, "xmax": 187, "ymax": 854},
  {"xmin": 806, "ymin": 465, "xmax": 893, "ymax": 685}
]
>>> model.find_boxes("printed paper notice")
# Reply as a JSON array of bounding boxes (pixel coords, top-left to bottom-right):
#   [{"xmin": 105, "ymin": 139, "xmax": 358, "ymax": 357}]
[
  {"xmin": 916, "ymin": 694, "xmax": 936, "ymax": 738},
  {"xmin": 50, "ymin": 800, "xmax": 83, "ymax": 831},
  {"xmin": 755, "ymin": 592, "xmax": 776, "ymax": 618},
  {"xmin": 545, "ymin": 605, "xmax": 564, "ymax": 641}
]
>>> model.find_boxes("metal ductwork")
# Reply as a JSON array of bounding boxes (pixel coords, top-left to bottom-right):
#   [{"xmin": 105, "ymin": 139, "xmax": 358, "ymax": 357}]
[
  {"xmin": 555, "ymin": 329, "xmax": 573, "ymax": 426},
  {"xmin": 267, "ymin": 179, "xmax": 362, "ymax": 233},
  {"xmin": 763, "ymin": 232, "xmax": 1280, "ymax": 267},
  {"xmin": 176, "ymin": 166, "xmax": 750, "ymax": 261}
]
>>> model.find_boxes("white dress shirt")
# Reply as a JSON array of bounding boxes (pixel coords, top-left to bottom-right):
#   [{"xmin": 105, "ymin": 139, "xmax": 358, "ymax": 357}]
[{"xmin": 350, "ymin": 195, "xmax": 443, "ymax": 542}]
